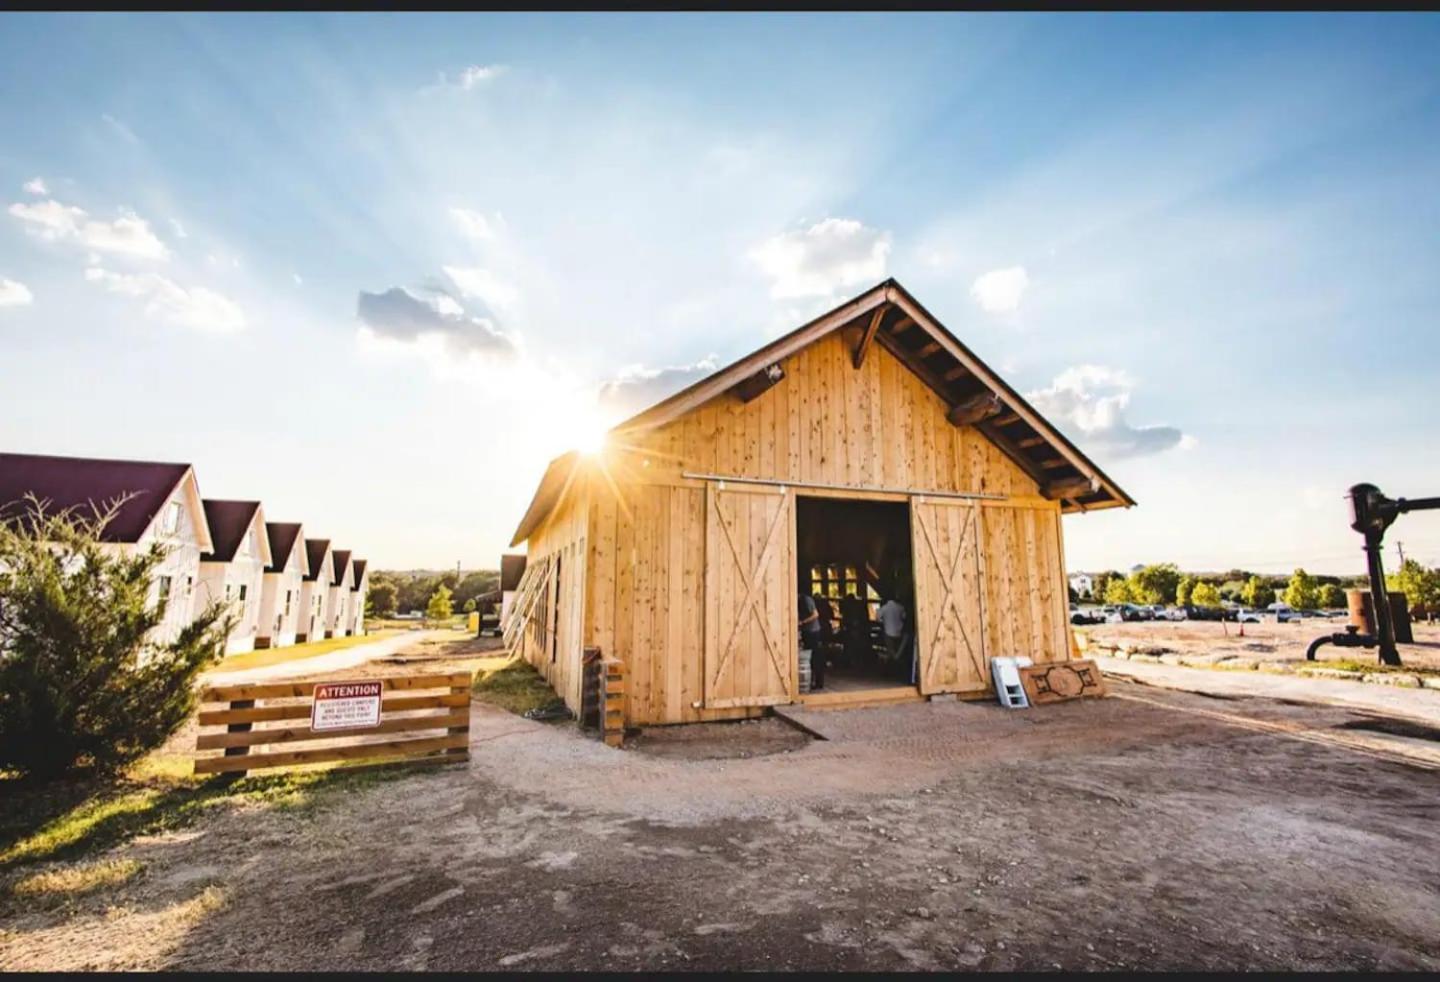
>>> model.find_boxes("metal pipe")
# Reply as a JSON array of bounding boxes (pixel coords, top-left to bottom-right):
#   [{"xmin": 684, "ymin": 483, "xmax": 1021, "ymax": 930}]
[{"xmin": 1363, "ymin": 530, "xmax": 1403, "ymax": 666}]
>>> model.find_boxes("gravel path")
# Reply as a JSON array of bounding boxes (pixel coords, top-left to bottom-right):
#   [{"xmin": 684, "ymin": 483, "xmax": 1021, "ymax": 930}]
[{"xmin": 5, "ymin": 679, "xmax": 1438, "ymax": 971}]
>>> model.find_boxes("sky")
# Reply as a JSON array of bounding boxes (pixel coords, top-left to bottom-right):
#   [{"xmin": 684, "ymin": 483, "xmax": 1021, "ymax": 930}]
[{"xmin": 1, "ymin": 12, "xmax": 1438, "ymax": 575}]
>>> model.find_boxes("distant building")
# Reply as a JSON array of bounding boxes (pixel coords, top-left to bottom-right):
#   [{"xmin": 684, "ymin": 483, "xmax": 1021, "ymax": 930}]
[
  {"xmin": 257, "ymin": 522, "xmax": 306, "ymax": 650},
  {"xmin": 348, "ymin": 559, "xmax": 369, "ymax": 637},
  {"xmin": 326, "ymin": 549, "xmax": 354, "ymax": 638},
  {"xmin": 297, "ymin": 538, "xmax": 334, "ymax": 643},
  {"xmin": 0, "ymin": 452, "xmax": 214, "ymax": 647},
  {"xmin": 1069, "ymin": 572, "xmax": 1094, "ymax": 597},
  {"xmin": 197, "ymin": 500, "xmax": 271, "ymax": 655}
]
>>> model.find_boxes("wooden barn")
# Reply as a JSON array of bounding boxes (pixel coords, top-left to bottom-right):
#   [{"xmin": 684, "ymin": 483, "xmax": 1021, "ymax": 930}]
[{"xmin": 506, "ymin": 279, "xmax": 1133, "ymax": 726}]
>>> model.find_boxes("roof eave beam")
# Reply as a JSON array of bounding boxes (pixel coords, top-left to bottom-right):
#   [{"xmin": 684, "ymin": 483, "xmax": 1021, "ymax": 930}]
[
  {"xmin": 853, "ymin": 307, "xmax": 886, "ymax": 369},
  {"xmin": 947, "ymin": 391, "xmax": 1003, "ymax": 427}
]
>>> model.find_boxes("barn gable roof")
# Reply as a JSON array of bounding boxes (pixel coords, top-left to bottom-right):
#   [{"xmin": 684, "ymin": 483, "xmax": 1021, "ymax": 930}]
[{"xmin": 511, "ymin": 279, "xmax": 1134, "ymax": 546}]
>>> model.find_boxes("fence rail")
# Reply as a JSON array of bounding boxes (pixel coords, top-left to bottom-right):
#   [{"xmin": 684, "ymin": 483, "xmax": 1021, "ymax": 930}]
[{"xmin": 193, "ymin": 671, "xmax": 472, "ymax": 776}]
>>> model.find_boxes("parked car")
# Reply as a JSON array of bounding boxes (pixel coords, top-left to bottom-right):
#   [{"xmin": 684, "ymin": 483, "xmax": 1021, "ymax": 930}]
[
  {"xmin": 1159, "ymin": 605, "xmax": 1188, "ymax": 621},
  {"xmin": 1267, "ymin": 602, "xmax": 1302, "ymax": 623},
  {"xmin": 1096, "ymin": 605, "xmax": 1125, "ymax": 624},
  {"xmin": 1235, "ymin": 608, "xmax": 1263, "ymax": 624}
]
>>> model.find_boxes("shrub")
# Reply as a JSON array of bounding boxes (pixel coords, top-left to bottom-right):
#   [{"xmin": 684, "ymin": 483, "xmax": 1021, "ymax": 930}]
[{"xmin": 0, "ymin": 496, "xmax": 232, "ymax": 781}]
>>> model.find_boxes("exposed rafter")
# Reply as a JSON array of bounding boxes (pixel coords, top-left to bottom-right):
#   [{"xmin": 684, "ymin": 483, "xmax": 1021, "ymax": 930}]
[
  {"xmin": 1043, "ymin": 476, "xmax": 1098, "ymax": 501},
  {"xmin": 732, "ymin": 363, "xmax": 786, "ymax": 403},
  {"xmin": 943, "ymin": 365, "xmax": 970, "ymax": 382},
  {"xmin": 946, "ymin": 390, "xmax": 1003, "ymax": 427},
  {"xmin": 917, "ymin": 340, "xmax": 941, "ymax": 358},
  {"xmin": 853, "ymin": 307, "xmax": 886, "ymax": 369}
]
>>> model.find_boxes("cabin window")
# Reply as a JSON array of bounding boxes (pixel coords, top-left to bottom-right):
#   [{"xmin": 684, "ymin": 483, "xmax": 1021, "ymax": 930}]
[
  {"xmin": 239, "ymin": 584, "xmax": 248, "ymax": 602},
  {"xmin": 162, "ymin": 500, "xmax": 182, "ymax": 535},
  {"xmin": 157, "ymin": 575, "xmax": 173, "ymax": 601}
]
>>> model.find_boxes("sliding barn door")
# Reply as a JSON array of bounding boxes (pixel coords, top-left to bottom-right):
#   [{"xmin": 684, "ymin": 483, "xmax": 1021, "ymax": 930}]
[
  {"xmin": 910, "ymin": 497, "xmax": 989, "ymax": 695},
  {"xmin": 703, "ymin": 483, "xmax": 796, "ymax": 709}
]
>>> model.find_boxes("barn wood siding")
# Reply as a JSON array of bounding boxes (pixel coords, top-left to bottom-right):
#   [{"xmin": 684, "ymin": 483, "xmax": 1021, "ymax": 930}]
[
  {"xmin": 580, "ymin": 332, "xmax": 1074, "ymax": 725},
  {"xmin": 523, "ymin": 482, "xmax": 589, "ymax": 713}
]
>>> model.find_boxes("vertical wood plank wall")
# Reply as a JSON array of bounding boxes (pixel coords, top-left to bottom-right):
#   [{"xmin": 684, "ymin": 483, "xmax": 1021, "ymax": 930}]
[
  {"xmin": 576, "ymin": 332, "xmax": 1074, "ymax": 726},
  {"xmin": 521, "ymin": 485, "xmax": 589, "ymax": 713}
]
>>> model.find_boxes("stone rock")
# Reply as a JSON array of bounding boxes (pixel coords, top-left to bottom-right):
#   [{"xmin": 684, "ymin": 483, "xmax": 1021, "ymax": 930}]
[
  {"xmin": 1422, "ymin": 676, "xmax": 1440, "ymax": 691},
  {"xmin": 1158, "ymin": 654, "xmax": 1183, "ymax": 667}
]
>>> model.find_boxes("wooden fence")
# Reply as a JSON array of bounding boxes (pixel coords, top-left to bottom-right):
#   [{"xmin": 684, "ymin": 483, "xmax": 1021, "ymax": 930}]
[{"xmin": 193, "ymin": 671, "xmax": 472, "ymax": 776}]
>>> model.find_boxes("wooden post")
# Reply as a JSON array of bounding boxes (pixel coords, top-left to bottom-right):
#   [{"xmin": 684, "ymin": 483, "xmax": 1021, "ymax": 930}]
[
  {"xmin": 602, "ymin": 658, "xmax": 626, "ymax": 748},
  {"xmin": 222, "ymin": 698, "xmax": 254, "ymax": 779},
  {"xmin": 447, "ymin": 678, "xmax": 471, "ymax": 763}
]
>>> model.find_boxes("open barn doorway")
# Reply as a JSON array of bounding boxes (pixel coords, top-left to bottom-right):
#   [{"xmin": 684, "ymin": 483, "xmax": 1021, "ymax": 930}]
[{"xmin": 795, "ymin": 495, "xmax": 917, "ymax": 695}]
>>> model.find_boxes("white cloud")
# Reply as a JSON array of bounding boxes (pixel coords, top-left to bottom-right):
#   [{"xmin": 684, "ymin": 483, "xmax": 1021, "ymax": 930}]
[
  {"xmin": 970, "ymin": 265, "xmax": 1029, "ymax": 314},
  {"xmin": 1027, "ymin": 364, "xmax": 1191, "ymax": 459},
  {"xmin": 356, "ymin": 286, "xmax": 514, "ymax": 358},
  {"xmin": 597, "ymin": 356, "xmax": 720, "ymax": 416},
  {"xmin": 442, "ymin": 265, "xmax": 519, "ymax": 311},
  {"xmin": 0, "ymin": 277, "xmax": 33, "ymax": 307},
  {"xmin": 169, "ymin": 218, "xmax": 188, "ymax": 239},
  {"xmin": 426, "ymin": 63, "xmax": 508, "ymax": 93},
  {"xmin": 457, "ymin": 64, "xmax": 506, "ymax": 88},
  {"xmin": 450, "ymin": 207, "xmax": 502, "ymax": 242},
  {"xmin": 22, "ymin": 177, "xmax": 46, "ymax": 196},
  {"xmin": 9, "ymin": 198, "xmax": 169, "ymax": 260},
  {"xmin": 748, "ymin": 218, "xmax": 890, "ymax": 300},
  {"xmin": 85, "ymin": 266, "xmax": 245, "ymax": 333}
]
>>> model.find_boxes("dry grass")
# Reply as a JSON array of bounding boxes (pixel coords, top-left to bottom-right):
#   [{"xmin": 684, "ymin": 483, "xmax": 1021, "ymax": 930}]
[
  {"xmin": 211, "ymin": 629, "xmax": 401, "ymax": 673},
  {"xmin": 10, "ymin": 858, "xmax": 142, "ymax": 909}
]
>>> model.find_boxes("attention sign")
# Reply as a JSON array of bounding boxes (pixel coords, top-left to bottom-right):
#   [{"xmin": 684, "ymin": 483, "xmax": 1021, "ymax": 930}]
[{"xmin": 311, "ymin": 680, "xmax": 383, "ymax": 732}]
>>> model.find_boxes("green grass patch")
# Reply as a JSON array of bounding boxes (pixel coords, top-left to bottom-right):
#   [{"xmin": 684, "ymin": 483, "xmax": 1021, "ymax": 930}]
[
  {"xmin": 0, "ymin": 759, "xmax": 413, "ymax": 871},
  {"xmin": 212, "ymin": 629, "xmax": 401, "ymax": 673},
  {"xmin": 471, "ymin": 658, "xmax": 565, "ymax": 717}
]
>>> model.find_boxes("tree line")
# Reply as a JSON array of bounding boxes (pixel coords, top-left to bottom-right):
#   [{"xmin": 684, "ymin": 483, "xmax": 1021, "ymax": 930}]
[
  {"xmin": 1075, "ymin": 563, "xmax": 1387, "ymax": 610},
  {"xmin": 365, "ymin": 568, "xmax": 500, "ymax": 619}
]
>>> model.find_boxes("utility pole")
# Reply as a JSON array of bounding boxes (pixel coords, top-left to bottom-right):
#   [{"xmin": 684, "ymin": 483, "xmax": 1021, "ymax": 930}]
[{"xmin": 1396, "ymin": 541, "xmax": 1406, "ymax": 566}]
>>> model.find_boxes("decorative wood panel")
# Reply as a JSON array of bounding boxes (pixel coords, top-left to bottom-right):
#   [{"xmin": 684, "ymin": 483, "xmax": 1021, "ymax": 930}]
[
  {"xmin": 911, "ymin": 498, "xmax": 988, "ymax": 694},
  {"xmin": 703, "ymin": 483, "xmax": 796, "ymax": 709}
]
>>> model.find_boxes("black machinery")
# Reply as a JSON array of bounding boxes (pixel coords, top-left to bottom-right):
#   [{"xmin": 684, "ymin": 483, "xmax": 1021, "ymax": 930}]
[{"xmin": 1306, "ymin": 483, "xmax": 1440, "ymax": 666}]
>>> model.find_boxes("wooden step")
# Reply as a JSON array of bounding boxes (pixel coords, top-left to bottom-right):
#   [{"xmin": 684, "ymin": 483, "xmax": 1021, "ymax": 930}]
[{"xmin": 795, "ymin": 685, "xmax": 925, "ymax": 711}]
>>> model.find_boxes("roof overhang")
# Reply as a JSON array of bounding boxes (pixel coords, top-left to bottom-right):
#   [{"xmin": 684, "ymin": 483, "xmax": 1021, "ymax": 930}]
[{"xmin": 510, "ymin": 279, "xmax": 1134, "ymax": 545}]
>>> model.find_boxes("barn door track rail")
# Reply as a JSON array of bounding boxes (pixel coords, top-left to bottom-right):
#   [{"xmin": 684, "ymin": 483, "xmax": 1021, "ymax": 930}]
[{"xmin": 682, "ymin": 472, "xmax": 1007, "ymax": 501}]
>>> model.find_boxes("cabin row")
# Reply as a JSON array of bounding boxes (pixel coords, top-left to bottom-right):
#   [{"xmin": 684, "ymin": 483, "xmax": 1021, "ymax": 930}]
[
  {"xmin": 504, "ymin": 280, "xmax": 1134, "ymax": 728},
  {"xmin": 0, "ymin": 451, "xmax": 370, "ymax": 655}
]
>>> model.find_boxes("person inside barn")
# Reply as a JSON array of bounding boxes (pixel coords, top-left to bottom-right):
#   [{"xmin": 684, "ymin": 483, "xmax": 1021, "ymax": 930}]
[
  {"xmin": 798, "ymin": 589, "xmax": 826, "ymax": 689},
  {"xmin": 813, "ymin": 591, "xmax": 836, "ymax": 646},
  {"xmin": 879, "ymin": 595, "xmax": 906, "ymax": 665}
]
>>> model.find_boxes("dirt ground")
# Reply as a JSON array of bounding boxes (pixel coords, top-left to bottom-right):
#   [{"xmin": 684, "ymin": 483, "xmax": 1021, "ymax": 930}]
[
  {"xmin": 3, "ymin": 669, "xmax": 1439, "ymax": 971},
  {"xmin": 1081, "ymin": 617, "xmax": 1440, "ymax": 672}
]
